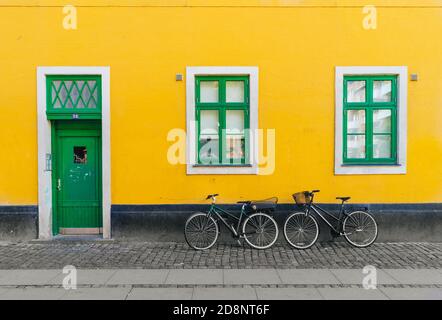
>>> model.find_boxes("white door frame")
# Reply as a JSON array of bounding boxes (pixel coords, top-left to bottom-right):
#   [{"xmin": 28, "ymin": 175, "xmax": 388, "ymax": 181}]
[{"xmin": 36, "ymin": 66, "xmax": 111, "ymax": 239}]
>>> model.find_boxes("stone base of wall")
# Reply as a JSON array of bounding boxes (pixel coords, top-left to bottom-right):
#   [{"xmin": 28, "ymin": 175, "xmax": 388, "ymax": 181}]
[
  {"xmin": 111, "ymin": 204, "xmax": 442, "ymax": 243},
  {"xmin": 0, "ymin": 206, "xmax": 38, "ymax": 241},
  {"xmin": 1, "ymin": 204, "xmax": 441, "ymax": 242}
]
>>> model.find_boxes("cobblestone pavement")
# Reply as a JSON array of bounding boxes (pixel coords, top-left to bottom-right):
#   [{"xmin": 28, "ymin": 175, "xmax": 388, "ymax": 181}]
[{"xmin": 0, "ymin": 241, "xmax": 440, "ymax": 269}]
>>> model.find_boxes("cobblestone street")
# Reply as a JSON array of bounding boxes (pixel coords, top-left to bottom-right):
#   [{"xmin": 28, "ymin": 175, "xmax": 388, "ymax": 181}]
[{"xmin": 0, "ymin": 241, "xmax": 440, "ymax": 269}]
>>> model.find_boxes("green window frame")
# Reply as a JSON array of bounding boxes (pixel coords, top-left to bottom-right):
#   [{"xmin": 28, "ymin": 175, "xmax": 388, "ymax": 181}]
[
  {"xmin": 343, "ymin": 75, "xmax": 398, "ymax": 164},
  {"xmin": 46, "ymin": 75, "xmax": 102, "ymax": 120},
  {"xmin": 195, "ymin": 76, "xmax": 250, "ymax": 165}
]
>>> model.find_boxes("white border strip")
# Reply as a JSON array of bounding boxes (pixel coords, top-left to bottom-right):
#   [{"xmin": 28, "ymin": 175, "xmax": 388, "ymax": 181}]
[
  {"xmin": 186, "ymin": 66, "xmax": 259, "ymax": 175},
  {"xmin": 37, "ymin": 66, "xmax": 111, "ymax": 239},
  {"xmin": 335, "ymin": 66, "xmax": 408, "ymax": 175}
]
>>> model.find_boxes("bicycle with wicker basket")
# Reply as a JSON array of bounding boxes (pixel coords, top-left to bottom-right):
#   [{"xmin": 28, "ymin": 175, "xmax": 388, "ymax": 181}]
[
  {"xmin": 184, "ymin": 194, "xmax": 279, "ymax": 250},
  {"xmin": 283, "ymin": 190, "xmax": 378, "ymax": 249}
]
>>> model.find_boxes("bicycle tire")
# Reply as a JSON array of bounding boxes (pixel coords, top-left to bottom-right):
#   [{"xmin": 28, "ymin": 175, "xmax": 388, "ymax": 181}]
[
  {"xmin": 242, "ymin": 212, "xmax": 279, "ymax": 250},
  {"xmin": 343, "ymin": 211, "xmax": 378, "ymax": 248},
  {"xmin": 283, "ymin": 212, "xmax": 319, "ymax": 249},
  {"xmin": 184, "ymin": 212, "xmax": 219, "ymax": 250}
]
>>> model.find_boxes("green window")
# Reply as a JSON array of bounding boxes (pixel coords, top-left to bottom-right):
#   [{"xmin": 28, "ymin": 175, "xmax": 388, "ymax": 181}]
[
  {"xmin": 343, "ymin": 76, "xmax": 397, "ymax": 164},
  {"xmin": 46, "ymin": 75, "xmax": 102, "ymax": 120},
  {"xmin": 196, "ymin": 76, "xmax": 249, "ymax": 165}
]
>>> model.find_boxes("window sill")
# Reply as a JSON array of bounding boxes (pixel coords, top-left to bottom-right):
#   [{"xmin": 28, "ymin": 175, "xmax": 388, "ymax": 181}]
[
  {"xmin": 187, "ymin": 163, "xmax": 258, "ymax": 175},
  {"xmin": 193, "ymin": 164, "xmax": 252, "ymax": 168},
  {"xmin": 335, "ymin": 163, "xmax": 406, "ymax": 175},
  {"xmin": 341, "ymin": 163, "xmax": 400, "ymax": 167}
]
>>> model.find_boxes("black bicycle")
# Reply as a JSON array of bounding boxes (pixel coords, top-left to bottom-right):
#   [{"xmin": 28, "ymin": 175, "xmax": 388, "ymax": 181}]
[
  {"xmin": 283, "ymin": 190, "xmax": 378, "ymax": 249},
  {"xmin": 184, "ymin": 194, "xmax": 279, "ymax": 250}
]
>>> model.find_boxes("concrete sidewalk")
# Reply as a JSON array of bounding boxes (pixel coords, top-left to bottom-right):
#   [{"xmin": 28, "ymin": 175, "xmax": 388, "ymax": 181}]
[{"xmin": 0, "ymin": 268, "xmax": 440, "ymax": 300}]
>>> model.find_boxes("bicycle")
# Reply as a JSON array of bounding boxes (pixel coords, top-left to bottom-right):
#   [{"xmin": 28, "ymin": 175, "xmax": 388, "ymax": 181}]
[
  {"xmin": 184, "ymin": 194, "xmax": 279, "ymax": 250},
  {"xmin": 283, "ymin": 190, "xmax": 378, "ymax": 249}
]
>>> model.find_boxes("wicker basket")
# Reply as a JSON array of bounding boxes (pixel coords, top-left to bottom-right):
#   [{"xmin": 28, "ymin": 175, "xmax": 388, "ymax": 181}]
[{"xmin": 293, "ymin": 192, "xmax": 312, "ymax": 205}]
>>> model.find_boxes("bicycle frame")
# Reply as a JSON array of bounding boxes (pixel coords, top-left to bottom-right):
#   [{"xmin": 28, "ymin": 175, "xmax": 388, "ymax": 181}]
[
  {"xmin": 302, "ymin": 193, "xmax": 350, "ymax": 234},
  {"xmin": 206, "ymin": 203, "xmax": 249, "ymax": 238}
]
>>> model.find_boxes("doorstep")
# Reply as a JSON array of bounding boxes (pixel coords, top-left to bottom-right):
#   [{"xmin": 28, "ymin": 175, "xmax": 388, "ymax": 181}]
[{"xmin": 30, "ymin": 235, "xmax": 114, "ymax": 244}]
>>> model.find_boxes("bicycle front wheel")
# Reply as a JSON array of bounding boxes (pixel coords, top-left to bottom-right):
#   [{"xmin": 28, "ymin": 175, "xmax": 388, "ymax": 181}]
[
  {"xmin": 184, "ymin": 212, "xmax": 219, "ymax": 250},
  {"xmin": 242, "ymin": 213, "xmax": 279, "ymax": 249},
  {"xmin": 283, "ymin": 212, "xmax": 319, "ymax": 249},
  {"xmin": 343, "ymin": 211, "xmax": 378, "ymax": 248}
]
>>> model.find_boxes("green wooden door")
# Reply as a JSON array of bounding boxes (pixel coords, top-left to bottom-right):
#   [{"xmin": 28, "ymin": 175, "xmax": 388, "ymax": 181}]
[{"xmin": 54, "ymin": 122, "xmax": 102, "ymax": 234}]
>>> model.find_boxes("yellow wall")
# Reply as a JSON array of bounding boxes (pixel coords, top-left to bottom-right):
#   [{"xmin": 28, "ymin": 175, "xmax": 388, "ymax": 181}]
[{"xmin": 0, "ymin": 0, "xmax": 441, "ymax": 205}]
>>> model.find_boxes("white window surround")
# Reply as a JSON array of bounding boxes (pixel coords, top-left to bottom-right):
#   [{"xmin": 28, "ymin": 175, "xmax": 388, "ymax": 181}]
[
  {"xmin": 37, "ymin": 66, "xmax": 111, "ymax": 239},
  {"xmin": 335, "ymin": 66, "xmax": 408, "ymax": 175},
  {"xmin": 186, "ymin": 66, "xmax": 259, "ymax": 175}
]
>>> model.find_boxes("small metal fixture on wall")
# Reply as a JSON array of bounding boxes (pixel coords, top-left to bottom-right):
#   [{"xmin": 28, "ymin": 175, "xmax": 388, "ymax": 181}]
[
  {"xmin": 176, "ymin": 74, "xmax": 183, "ymax": 81},
  {"xmin": 45, "ymin": 153, "xmax": 52, "ymax": 171},
  {"xmin": 410, "ymin": 74, "xmax": 418, "ymax": 81}
]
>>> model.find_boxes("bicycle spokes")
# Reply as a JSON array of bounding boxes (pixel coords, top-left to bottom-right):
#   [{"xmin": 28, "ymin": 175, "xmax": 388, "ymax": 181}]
[
  {"xmin": 242, "ymin": 213, "xmax": 278, "ymax": 249},
  {"xmin": 184, "ymin": 213, "xmax": 219, "ymax": 250},
  {"xmin": 343, "ymin": 211, "xmax": 378, "ymax": 247},
  {"xmin": 284, "ymin": 213, "xmax": 319, "ymax": 249}
]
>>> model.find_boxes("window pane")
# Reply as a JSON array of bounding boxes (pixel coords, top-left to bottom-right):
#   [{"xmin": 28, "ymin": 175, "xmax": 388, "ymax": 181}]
[
  {"xmin": 347, "ymin": 135, "xmax": 365, "ymax": 159},
  {"xmin": 225, "ymin": 110, "xmax": 245, "ymax": 161},
  {"xmin": 199, "ymin": 138, "xmax": 219, "ymax": 164},
  {"xmin": 226, "ymin": 110, "xmax": 244, "ymax": 134},
  {"xmin": 226, "ymin": 81, "xmax": 245, "ymax": 103},
  {"xmin": 347, "ymin": 81, "xmax": 366, "ymax": 103},
  {"xmin": 347, "ymin": 110, "xmax": 365, "ymax": 134},
  {"xmin": 50, "ymin": 79, "xmax": 98, "ymax": 109},
  {"xmin": 200, "ymin": 110, "xmax": 218, "ymax": 135},
  {"xmin": 373, "ymin": 135, "xmax": 391, "ymax": 158},
  {"xmin": 199, "ymin": 110, "xmax": 219, "ymax": 164},
  {"xmin": 74, "ymin": 146, "xmax": 87, "ymax": 164},
  {"xmin": 373, "ymin": 80, "xmax": 392, "ymax": 102},
  {"xmin": 226, "ymin": 136, "xmax": 245, "ymax": 161},
  {"xmin": 200, "ymin": 81, "xmax": 219, "ymax": 103},
  {"xmin": 373, "ymin": 109, "xmax": 392, "ymax": 133}
]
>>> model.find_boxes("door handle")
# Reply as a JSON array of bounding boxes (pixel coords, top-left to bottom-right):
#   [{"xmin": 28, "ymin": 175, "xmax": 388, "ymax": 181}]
[{"xmin": 57, "ymin": 178, "xmax": 61, "ymax": 191}]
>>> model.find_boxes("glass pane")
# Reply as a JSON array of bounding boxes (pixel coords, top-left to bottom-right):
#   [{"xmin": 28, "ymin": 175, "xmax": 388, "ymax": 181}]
[
  {"xmin": 373, "ymin": 109, "xmax": 392, "ymax": 133},
  {"xmin": 373, "ymin": 135, "xmax": 391, "ymax": 158},
  {"xmin": 73, "ymin": 146, "xmax": 87, "ymax": 164},
  {"xmin": 71, "ymin": 83, "xmax": 80, "ymax": 103},
  {"xmin": 199, "ymin": 138, "xmax": 219, "ymax": 164},
  {"xmin": 200, "ymin": 110, "xmax": 218, "ymax": 135},
  {"xmin": 77, "ymin": 98, "xmax": 85, "ymax": 109},
  {"xmin": 200, "ymin": 81, "xmax": 219, "ymax": 103},
  {"xmin": 347, "ymin": 110, "xmax": 365, "ymax": 134},
  {"xmin": 226, "ymin": 136, "xmax": 245, "ymax": 160},
  {"xmin": 373, "ymin": 80, "xmax": 392, "ymax": 102},
  {"xmin": 347, "ymin": 135, "xmax": 365, "ymax": 159},
  {"xmin": 51, "ymin": 79, "xmax": 99, "ymax": 109},
  {"xmin": 66, "ymin": 98, "xmax": 73, "ymax": 108},
  {"xmin": 59, "ymin": 83, "xmax": 68, "ymax": 103},
  {"xmin": 347, "ymin": 81, "xmax": 366, "ymax": 103},
  {"xmin": 226, "ymin": 110, "xmax": 244, "ymax": 134},
  {"xmin": 226, "ymin": 81, "xmax": 245, "ymax": 103},
  {"xmin": 199, "ymin": 110, "xmax": 219, "ymax": 164}
]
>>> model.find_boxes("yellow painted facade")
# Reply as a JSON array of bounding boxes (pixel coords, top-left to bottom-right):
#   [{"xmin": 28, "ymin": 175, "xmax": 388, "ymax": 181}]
[{"xmin": 0, "ymin": 0, "xmax": 441, "ymax": 205}]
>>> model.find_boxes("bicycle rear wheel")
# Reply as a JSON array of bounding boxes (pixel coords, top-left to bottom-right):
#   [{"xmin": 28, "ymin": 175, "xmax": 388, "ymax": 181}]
[
  {"xmin": 343, "ymin": 211, "xmax": 378, "ymax": 248},
  {"xmin": 283, "ymin": 212, "xmax": 319, "ymax": 249},
  {"xmin": 242, "ymin": 213, "xmax": 279, "ymax": 249},
  {"xmin": 184, "ymin": 212, "xmax": 219, "ymax": 250}
]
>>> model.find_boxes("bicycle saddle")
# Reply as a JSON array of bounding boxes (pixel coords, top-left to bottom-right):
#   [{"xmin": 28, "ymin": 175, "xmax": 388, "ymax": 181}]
[
  {"xmin": 239, "ymin": 197, "xmax": 278, "ymax": 211},
  {"xmin": 336, "ymin": 197, "xmax": 351, "ymax": 202},
  {"xmin": 206, "ymin": 194, "xmax": 219, "ymax": 200}
]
